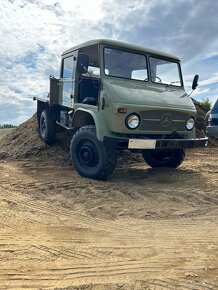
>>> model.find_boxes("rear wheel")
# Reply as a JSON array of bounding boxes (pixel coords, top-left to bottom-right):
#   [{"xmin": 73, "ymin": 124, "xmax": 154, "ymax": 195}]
[
  {"xmin": 70, "ymin": 125, "xmax": 117, "ymax": 180},
  {"xmin": 142, "ymin": 148, "xmax": 186, "ymax": 168},
  {"xmin": 39, "ymin": 109, "xmax": 56, "ymax": 145}
]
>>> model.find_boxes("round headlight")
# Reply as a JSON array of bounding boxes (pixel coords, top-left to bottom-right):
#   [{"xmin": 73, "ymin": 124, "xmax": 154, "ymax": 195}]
[
  {"xmin": 186, "ymin": 117, "xmax": 195, "ymax": 130},
  {"xmin": 208, "ymin": 114, "xmax": 212, "ymax": 125},
  {"xmin": 126, "ymin": 114, "xmax": 140, "ymax": 129}
]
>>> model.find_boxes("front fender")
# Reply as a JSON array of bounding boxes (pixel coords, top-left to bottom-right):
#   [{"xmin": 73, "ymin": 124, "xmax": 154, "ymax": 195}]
[{"xmin": 73, "ymin": 108, "xmax": 109, "ymax": 141}]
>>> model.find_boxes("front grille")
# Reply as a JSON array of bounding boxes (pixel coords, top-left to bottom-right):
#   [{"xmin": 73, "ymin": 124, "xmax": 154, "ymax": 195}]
[{"xmin": 139, "ymin": 110, "xmax": 187, "ymax": 132}]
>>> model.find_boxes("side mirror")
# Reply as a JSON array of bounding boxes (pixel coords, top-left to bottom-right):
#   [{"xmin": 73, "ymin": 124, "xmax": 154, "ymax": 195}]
[
  {"xmin": 77, "ymin": 53, "xmax": 89, "ymax": 74},
  {"xmin": 192, "ymin": 74, "xmax": 199, "ymax": 90}
]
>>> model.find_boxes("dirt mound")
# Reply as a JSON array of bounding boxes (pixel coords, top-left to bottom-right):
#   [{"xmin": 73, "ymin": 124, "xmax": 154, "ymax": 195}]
[
  {"xmin": 192, "ymin": 99, "xmax": 207, "ymax": 136},
  {"xmin": 0, "ymin": 102, "xmax": 217, "ymax": 161},
  {"xmin": 0, "ymin": 115, "xmax": 45, "ymax": 159},
  {"xmin": 0, "ymin": 115, "xmax": 71, "ymax": 162}
]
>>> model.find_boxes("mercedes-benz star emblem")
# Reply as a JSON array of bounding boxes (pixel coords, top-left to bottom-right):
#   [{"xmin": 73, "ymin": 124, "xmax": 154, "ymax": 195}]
[{"xmin": 161, "ymin": 113, "xmax": 172, "ymax": 127}]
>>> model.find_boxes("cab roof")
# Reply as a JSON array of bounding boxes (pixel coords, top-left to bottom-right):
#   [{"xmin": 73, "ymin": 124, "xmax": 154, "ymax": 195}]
[{"xmin": 62, "ymin": 39, "xmax": 180, "ymax": 61}]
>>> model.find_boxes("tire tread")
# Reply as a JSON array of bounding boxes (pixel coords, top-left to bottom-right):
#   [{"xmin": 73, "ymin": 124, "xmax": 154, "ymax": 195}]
[
  {"xmin": 40, "ymin": 108, "xmax": 56, "ymax": 145},
  {"xmin": 142, "ymin": 148, "xmax": 186, "ymax": 168},
  {"xmin": 70, "ymin": 125, "xmax": 117, "ymax": 180}
]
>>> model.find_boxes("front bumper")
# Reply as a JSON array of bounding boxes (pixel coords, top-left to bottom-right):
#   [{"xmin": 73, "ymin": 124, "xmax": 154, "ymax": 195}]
[
  {"xmin": 206, "ymin": 125, "xmax": 218, "ymax": 138},
  {"xmin": 103, "ymin": 135, "xmax": 208, "ymax": 150}
]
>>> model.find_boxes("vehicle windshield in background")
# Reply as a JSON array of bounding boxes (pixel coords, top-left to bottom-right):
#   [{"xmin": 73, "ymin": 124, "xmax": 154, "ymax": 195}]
[
  {"xmin": 149, "ymin": 57, "xmax": 182, "ymax": 87},
  {"xmin": 211, "ymin": 99, "xmax": 218, "ymax": 113},
  {"xmin": 104, "ymin": 48, "xmax": 148, "ymax": 81}
]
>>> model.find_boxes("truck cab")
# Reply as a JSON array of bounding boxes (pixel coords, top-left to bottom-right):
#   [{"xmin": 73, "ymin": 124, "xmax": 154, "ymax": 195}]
[{"xmin": 34, "ymin": 39, "xmax": 208, "ymax": 180}]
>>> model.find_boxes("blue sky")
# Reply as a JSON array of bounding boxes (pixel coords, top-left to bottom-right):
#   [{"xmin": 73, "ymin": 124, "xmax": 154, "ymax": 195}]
[{"xmin": 0, "ymin": 0, "xmax": 218, "ymax": 125}]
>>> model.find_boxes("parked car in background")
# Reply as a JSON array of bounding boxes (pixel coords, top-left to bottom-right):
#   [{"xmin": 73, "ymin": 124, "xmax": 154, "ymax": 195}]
[{"xmin": 206, "ymin": 98, "xmax": 218, "ymax": 138}]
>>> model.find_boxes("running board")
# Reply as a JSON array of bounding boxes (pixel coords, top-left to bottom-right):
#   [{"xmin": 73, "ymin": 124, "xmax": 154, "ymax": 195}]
[{"xmin": 56, "ymin": 121, "xmax": 74, "ymax": 130}]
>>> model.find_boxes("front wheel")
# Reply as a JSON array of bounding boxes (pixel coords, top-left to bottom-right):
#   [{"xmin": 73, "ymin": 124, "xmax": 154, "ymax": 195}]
[
  {"xmin": 142, "ymin": 148, "xmax": 186, "ymax": 168},
  {"xmin": 70, "ymin": 126, "xmax": 117, "ymax": 180}
]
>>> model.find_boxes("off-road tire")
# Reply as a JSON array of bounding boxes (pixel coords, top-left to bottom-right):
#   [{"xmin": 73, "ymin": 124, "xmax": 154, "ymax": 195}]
[
  {"xmin": 39, "ymin": 109, "xmax": 56, "ymax": 145},
  {"xmin": 70, "ymin": 125, "xmax": 117, "ymax": 180},
  {"xmin": 142, "ymin": 148, "xmax": 186, "ymax": 168}
]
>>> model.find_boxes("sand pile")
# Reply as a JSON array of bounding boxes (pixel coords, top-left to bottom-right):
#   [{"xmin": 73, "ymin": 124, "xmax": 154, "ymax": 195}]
[
  {"xmin": 0, "ymin": 115, "xmax": 46, "ymax": 159},
  {"xmin": 0, "ymin": 102, "xmax": 216, "ymax": 161},
  {"xmin": 0, "ymin": 114, "xmax": 71, "ymax": 161},
  {"xmin": 192, "ymin": 99, "xmax": 218, "ymax": 146},
  {"xmin": 192, "ymin": 99, "xmax": 208, "ymax": 137}
]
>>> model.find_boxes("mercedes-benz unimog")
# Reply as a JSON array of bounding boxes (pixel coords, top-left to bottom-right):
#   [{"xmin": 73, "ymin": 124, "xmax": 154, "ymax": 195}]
[{"xmin": 34, "ymin": 39, "xmax": 208, "ymax": 180}]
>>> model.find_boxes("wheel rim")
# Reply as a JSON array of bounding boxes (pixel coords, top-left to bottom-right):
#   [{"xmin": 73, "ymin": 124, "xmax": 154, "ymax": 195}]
[{"xmin": 77, "ymin": 140, "xmax": 99, "ymax": 167}]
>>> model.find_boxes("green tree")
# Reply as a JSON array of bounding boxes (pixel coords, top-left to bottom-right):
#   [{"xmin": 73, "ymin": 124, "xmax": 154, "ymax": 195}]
[{"xmin": 200, "ymin": 98, "xmax": 212, "ymax": 110}]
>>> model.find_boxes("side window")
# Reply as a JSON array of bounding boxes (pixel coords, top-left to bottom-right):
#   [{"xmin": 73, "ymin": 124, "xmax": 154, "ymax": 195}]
[
  {"xmin": 62, "ymin": 56, "xmax": 75, "ymax": 78},
  {"xmin": 79, "ymin": 44, "xmax": 100, "ymax": 78}
]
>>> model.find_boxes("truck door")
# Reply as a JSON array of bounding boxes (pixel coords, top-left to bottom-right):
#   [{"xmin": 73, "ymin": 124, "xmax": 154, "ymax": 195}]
[{"xmin": 59, "ymin": 52, "xmax": 77, "ymax": 107}]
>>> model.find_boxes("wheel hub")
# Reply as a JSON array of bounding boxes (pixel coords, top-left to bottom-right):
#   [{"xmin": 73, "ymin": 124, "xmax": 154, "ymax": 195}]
[{"xmin": 79, "ymin": 142, "xmax": 98, "ymax": 167}]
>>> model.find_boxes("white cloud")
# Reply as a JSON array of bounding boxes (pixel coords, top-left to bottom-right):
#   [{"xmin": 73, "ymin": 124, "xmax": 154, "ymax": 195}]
[
  {"xmin": 199, "ymin": 74, "xmax": 218, "ymax": 86},
  {"xmin": 0, "ymin": 0, "xmax": 218, "ymax": 124},
  {"xmin": 40, "ymin": 0, "xmax": 104, "ymax": 20},
  {"xmin": 194, "ymin": 88, "xmax": 210, "ymax": 95}
]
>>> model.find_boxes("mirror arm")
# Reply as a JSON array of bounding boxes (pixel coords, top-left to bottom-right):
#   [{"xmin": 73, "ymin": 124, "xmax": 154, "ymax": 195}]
[
  {"xmin": 81, "ymin": 64, "xmax": 88, "ymax": 73},
  {"xmin": 187, "ymin": 90, "xmax": 194, "ymax": 98}
]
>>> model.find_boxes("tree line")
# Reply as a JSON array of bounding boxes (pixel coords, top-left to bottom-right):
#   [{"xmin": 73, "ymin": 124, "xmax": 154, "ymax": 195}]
[
  {"xmin": 0, "ymin": 124, "xmax": 17, "ymax": 129},
  {"xmin": 200, "ymin": 98, "xmax": 212, "ymax": 110}
]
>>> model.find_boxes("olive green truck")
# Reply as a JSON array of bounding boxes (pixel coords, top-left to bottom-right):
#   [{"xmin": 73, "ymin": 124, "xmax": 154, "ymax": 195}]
[{"xmin": 34, "ymin": 39, "xmax": 208, "ymax": 180}]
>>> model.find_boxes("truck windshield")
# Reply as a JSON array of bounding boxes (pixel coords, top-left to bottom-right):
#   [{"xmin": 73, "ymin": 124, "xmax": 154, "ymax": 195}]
[
  {"xmin": 149, "ymin": 57, "xmax": 182, "ymax": 86},
  {"xmin": 104, "ymin": 48, "xmax": 148, "ymax": 81}
]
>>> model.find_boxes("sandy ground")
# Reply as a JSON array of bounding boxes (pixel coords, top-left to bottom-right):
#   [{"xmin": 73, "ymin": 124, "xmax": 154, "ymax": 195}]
[{"xmin": 0, "ymin": 143, "xmax": 217, "ymax": 289}]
